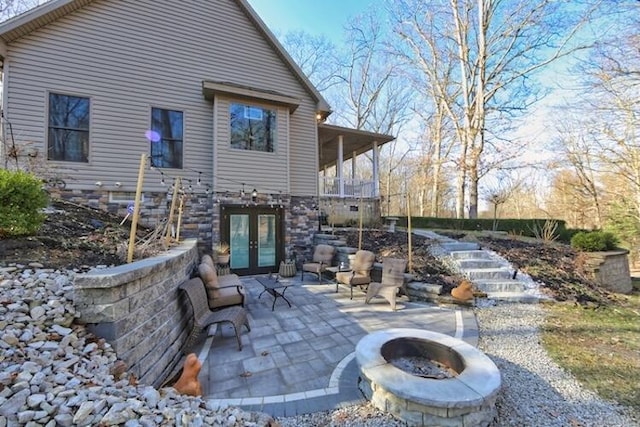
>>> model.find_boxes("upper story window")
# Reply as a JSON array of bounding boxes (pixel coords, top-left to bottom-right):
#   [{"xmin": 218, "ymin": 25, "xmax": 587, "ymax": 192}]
[
  {"xmin": 230, "ymin": 103, "xmax": 276, "ymax": 152},
  {"xmin": 48, "ymin": 93, "xmax": 90, "ymax": 162},
  {"xmin": 150, "ymin": 107, "xmax": 183, "ymax": 169}
]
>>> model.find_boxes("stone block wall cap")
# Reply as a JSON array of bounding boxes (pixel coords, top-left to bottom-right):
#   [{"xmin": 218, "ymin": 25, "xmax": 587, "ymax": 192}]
[
  {"xmin": 583, "ymin": 249, "xmax": 629, "ymax": 256},
  {"xmin": 75, "ymin": 239, "xmax": 198, "ymax": 288}
]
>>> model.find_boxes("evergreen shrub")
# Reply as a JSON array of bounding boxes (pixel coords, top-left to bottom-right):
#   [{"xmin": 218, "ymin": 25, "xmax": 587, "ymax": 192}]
[
  {"xmin": 570, "ymin": 231, "xmax": 619, "ymax": 252},
  {"xmin": 0, "ymin": 169, "xmax": 48, "ymax": 237}
]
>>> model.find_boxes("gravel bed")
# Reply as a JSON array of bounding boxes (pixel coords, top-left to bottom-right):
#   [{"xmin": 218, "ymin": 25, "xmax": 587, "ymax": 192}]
[{"xmin": 476, "ymin": 303, "xmax": 638, "ymax": 427}]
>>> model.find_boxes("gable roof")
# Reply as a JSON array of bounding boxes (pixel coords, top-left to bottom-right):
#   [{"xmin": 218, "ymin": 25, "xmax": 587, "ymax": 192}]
[{"xmin": 0, "ymin": 0, "xmax": 332, "ymax": 116}]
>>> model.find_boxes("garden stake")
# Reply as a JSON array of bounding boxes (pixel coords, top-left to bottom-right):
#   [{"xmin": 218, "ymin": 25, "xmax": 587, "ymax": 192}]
[
  {"xmin": 127, "ymin": 153, "xmax": 147, "ymax": 263},
  {"xmin": 165, "ymin": 177, "xmax": 181, "ymax": 247}
]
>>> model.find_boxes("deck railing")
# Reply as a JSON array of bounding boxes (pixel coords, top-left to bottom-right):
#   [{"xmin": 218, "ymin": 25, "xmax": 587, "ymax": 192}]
[{"xmin": 320, "ymin": 177, "xmax": 377, "ymax": 198}]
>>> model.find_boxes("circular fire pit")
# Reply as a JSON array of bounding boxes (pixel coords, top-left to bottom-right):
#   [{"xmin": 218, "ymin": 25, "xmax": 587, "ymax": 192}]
[{"xmin": 356, "ymin": 329, "xmax": 501, "ymax": 427}]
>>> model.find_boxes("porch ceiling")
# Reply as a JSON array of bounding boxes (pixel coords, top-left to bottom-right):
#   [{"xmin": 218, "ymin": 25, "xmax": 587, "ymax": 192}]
[{"xmin": 318, "ymin": 123, "xmax": 395, "ymax": 170}]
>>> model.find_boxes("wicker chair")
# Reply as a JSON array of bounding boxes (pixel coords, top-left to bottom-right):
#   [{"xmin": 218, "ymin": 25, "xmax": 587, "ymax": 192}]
[
  {"xmin": 179, "ymin": 278, "xmax": 250, "ymax": 351},
  {"xmin": 365, "ymin": 257, "xmax": 408, "ymax": 311},
  {"xmin": 301, "ymin": 244, "xmax": 336, "ymax": 284},
  {"xmin": 335, "ymin": 250, "xmax": 376, "ymax": 299}
]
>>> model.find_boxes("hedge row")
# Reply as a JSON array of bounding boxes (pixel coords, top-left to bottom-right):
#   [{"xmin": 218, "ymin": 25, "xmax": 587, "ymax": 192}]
[{"xmin": 386, "ymin": 216, "xmax": 584, "ymax": 242}]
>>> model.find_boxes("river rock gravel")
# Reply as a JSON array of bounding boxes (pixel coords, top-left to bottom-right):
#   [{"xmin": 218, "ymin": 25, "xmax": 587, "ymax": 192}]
[{"xmin": 0, "ymin": 266, "xmax": 276, "ymax": 427}]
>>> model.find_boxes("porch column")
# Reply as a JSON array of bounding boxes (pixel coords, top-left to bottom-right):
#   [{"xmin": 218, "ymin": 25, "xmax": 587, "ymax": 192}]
[
  {"xmin": 372, "ymin": 141, "xmax": 379, "ymax": 197},
  {"xmin": 352, "ymin": 151, "xmax": 357, "ymax": 198},
  {"xmin": 338, "ymin": 135, "xmax": 344, "ymax": 197},
  {"xmin": 351, "ymin": 151, "xmax": 357, "ymax": 180}
]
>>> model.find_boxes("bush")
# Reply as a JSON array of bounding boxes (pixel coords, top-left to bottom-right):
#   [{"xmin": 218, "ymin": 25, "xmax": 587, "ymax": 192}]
[
  {"xmin": 0, "ymin": 170, "xmax": 48, "ymax": 237},
  {"xmin": 570, "ymin": 231, "xmax": 619, "ymax": 252}
]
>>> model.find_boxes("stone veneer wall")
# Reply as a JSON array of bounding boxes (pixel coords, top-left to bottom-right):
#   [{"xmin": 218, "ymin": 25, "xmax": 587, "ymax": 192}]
[
  {"xmin": 288, "ymin": 195, "xmax": 320, "ymax": 262},
  {"xmin": 49, "ymin": 188, "xmax": 213, "ymax": 251},
  {"xmin": 74, "ymin": 239, "xmax": 199, "ymax": 387},
  {"xmin": 583, "ymin": 250, "xmax": 632, "ymax": 294}
]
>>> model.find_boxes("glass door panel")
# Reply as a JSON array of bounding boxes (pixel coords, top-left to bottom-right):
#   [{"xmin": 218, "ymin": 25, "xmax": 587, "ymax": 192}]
[
  {"xmin": 229, "ymin": 214, "xmax": 249, "ymax": 269},
  {"xmin": 258, "ymin": 214, "xmax": 276, "ymax": 267},
  {"xmin": 222, "ymin": 206, "xmax": 282, "ymax": 275}
]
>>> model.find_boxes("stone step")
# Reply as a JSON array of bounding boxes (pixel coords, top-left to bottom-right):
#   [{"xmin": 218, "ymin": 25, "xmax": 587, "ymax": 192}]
[
  {"xmin": 438, "ymin": 242, "xmax": 481, "ymax": 253},
  {"xmin": 474, "ymin": 279, "xmax": 525, "ymax": 293},
  {"xmin": 335, "ymin": 246, "xmax": 358, "ymax": 255},
  {"xmin": 464, "ymin": 268, "xmax": 514, "ymax": 280},
  {"xmin": 449, "ymin": 250, "xmax": 493, "ymax": 260},
  {"xmin": 455, "ymin": 259, "xmax": 504, "ymax": 270},
  {"xmin": 485, "ymin": 292, "xmax": 544, "ymax": 304},
  {"xmin": 406, "ymin": 282, "xmax": 443, "ymax": 295}
]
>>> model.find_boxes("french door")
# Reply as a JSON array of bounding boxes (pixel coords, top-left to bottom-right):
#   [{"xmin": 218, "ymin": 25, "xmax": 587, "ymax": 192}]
[{"xmin": 221, "ymin": 205, "xmax": 283, "ymax": 276}]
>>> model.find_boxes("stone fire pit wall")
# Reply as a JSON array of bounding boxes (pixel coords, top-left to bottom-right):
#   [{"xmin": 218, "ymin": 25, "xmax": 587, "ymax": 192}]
[{"xmin": 74, "ymin": 239, "xmax": 199, "ymax": 387}]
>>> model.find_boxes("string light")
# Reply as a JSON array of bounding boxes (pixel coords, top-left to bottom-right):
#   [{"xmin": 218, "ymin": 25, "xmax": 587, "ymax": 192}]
[{"xmin": 149, "ymin": 165, "xmax": 287, "ymax": 199}]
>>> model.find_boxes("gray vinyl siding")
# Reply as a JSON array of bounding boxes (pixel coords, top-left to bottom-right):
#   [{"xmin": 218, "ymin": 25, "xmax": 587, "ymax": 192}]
[
  {"xmin": 3, "ymin": 0, "xmax": 318, "ymax": 196},
  {"xmin": 214, "ymin": 96, "xmax": 289, "ymax": 194}
]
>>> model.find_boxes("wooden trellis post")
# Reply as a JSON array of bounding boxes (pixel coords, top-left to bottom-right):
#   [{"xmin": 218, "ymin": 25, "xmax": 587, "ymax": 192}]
[
  {"xmin": 164, "ymin": 176, "xmax": 181, "ymax": 247},
  {"xmin": 127, "ymin": 153, "xmax": 147, "ymax": 263}
]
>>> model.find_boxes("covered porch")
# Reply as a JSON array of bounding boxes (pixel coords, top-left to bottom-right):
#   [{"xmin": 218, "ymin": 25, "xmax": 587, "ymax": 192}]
[{"xmin": 317, "ymin": 123, "xmax": 395, "ymax": 199}]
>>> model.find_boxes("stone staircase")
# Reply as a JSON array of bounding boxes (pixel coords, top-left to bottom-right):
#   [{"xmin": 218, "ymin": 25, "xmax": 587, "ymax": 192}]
[
  {"xmin": 416, "ymin": 230, "xmax": 547, "ymax": 304},
  {"xmin": 312, "ymin": 230, "xmax": 548, "ymax": 304}
]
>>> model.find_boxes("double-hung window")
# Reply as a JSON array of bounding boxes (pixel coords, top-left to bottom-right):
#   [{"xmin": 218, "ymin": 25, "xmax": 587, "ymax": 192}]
[
  {"xmin": 230, "ymin": 103, "xmax": 276, "ymax": 152},
  {"xmin": 47, "ymin": 93, "xmax": 90, "ymax": 162},
  {"xmin": 150, "ymin": 107, "xmax": 183, "ymax": 169}
]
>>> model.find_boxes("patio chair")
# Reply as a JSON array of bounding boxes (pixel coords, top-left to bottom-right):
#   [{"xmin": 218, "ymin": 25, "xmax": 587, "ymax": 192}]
[
  {"xmin": 198, "ymin": 261, "xmax": 246, "ymax": 309},
  {"xmin": 336, "ymin": 250, "xmax": 376, "ymax": 299},
  {"xmin": 301, "ymin": 244, "xmax": 336, "ymax": 284},
  {"xmin": 365, "ymin": 257, "xmax": 408, "ymax": 311},
  {"xmin": 178, "ymin": 278, "xmax": 250, "ymax": 351}
]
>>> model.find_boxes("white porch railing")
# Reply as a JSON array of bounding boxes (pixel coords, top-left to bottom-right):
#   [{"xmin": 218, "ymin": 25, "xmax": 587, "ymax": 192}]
[{"xmin": 320, "ymin": 177, "xmax": 377, "ymax": 198}]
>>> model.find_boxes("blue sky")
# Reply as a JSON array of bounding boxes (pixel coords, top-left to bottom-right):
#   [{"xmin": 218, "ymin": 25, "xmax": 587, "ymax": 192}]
[{"xmin": 247, "ymin": 0, "xmax": 375, "ymax": 43}]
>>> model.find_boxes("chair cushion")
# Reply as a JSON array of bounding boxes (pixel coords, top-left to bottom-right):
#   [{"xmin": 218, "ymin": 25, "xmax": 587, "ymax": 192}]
[
  {"xmin": 209, "ymin": 286, "xmax": 245, "ymax": 309},
  {"xmin": 313, "ymin": 244, "xmax": 335, "ymax": 264},
  {"xmin": 198, "ymin": 263, "xmax": 245, "ymax": 308},
  {"xmin": 352, "ymin": 250, "xmax": 375, "ymax": 275},
  {"xmin": 201, "ymin": 254, "xmax": 215, "ymax": 269},
  {"xmin": 302, "ymin": 262, "xmax": 324, "ymax": 273},
  {"xmin": 198, "ymin": 262, "xmax": 219, "ymax": 288}
]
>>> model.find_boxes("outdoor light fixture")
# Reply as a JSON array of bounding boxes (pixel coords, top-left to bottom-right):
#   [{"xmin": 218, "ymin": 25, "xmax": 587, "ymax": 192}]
[
  {"xmin": 95, "ymin": 181, "xmax": 103, "ymax": 187},
  {"xmin": 251, "ymin": 188, "xmax": 258, "ymax": 202},
  {"xmin": 114, "ymin": 182, "xmax": 122, "ymax": 188}
]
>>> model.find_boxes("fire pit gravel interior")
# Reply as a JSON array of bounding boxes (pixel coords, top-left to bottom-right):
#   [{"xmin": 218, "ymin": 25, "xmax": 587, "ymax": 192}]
[{"xmin": 356, "ymin": 329, "xmax": 501, "ymax": 427}]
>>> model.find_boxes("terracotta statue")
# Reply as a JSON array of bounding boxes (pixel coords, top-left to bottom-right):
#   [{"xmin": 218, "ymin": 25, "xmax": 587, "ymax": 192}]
[
  {"xmin": 451, "ymin": 280, "xmax": 475, "ymax": 302},
  {"xmin": 173, "ymin": 353, "xmax": 203, "ymax": 396}
]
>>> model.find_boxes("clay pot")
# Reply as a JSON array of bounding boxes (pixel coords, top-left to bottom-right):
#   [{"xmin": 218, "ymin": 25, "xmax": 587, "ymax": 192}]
[
  {"xmin": 173, "ymin": 353, "xmax": 203, "ymax": 396},
  {"xmin": 451, "ymin": 280, "xmax": 474, "ymax": 302}
]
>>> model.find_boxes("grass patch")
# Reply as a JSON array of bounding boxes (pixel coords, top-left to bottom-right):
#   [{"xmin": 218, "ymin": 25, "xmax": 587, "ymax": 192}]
[{"xmin": 541, "ymin": 292, "xmax": 640, "ymax": 411}]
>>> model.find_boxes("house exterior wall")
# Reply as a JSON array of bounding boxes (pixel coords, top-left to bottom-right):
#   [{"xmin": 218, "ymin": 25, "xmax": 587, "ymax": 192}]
[{"xmin": 2, "ymin": 0, "xmax": 318, "ymax": 197}]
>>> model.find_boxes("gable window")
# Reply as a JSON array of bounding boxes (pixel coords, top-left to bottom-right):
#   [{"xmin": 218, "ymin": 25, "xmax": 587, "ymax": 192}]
[
  {"xmin": 230, "ymin": 103, "xmax": 276, "ymax": 152},
  {"xmin": 48, "ymin": 93, "xmax": 90, "ymax": 162},
  {"xmin": 150, "ymin": 107, "xmax": 183, "ymax": 169}
]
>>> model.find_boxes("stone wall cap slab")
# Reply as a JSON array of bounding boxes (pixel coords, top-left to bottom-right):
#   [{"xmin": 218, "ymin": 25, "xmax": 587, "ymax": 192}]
[{"xmin": 75, "ymin": 239, "xmax": 197, "ymax": 289}]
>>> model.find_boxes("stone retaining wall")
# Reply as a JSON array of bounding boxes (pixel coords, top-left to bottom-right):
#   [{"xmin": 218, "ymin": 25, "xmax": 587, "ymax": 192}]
[
  {"xmin": 582, "ymin": 250, "xmax": 632, "ymax": 294},
  {"xmin": 74, "ymin": 239, "xmax": 199, "ymax": 387}
]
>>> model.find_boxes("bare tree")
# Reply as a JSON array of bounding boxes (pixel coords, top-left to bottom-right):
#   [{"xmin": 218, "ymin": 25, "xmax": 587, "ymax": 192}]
[
  {"xmin": 0, "ymin": 0, "xmax": 46, "ymax": 22},
  {"xmin": 391, "ymin": 0, "xmax": 599, "ymax": 218},
  {"xmin": 280, "ymin": 31, "xmax": 342, "ymax": 93}
]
